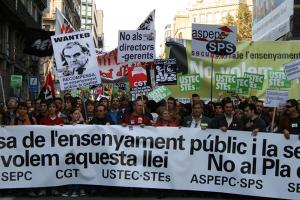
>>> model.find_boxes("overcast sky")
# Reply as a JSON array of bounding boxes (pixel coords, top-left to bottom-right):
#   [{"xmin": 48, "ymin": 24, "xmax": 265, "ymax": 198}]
[{"xmin": 95, "ymin": 0, "xmax": 194, "ymax": 55}]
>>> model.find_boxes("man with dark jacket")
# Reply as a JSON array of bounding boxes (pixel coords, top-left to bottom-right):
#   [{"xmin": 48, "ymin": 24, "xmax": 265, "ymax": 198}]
[
  {"xmin": 243, "ymin": 103, "xmax": 266, "ymax": 136},
  {"xmin": 211, "ymin": 100, "xmax": 243, "ymax": 132},
  {"xmin": 89, "ymin": 104, "xmax": 113, "ymax": 125},
  {"xmin": 182, "ymin": 101, "xmax": 211, "ymax": 128}
]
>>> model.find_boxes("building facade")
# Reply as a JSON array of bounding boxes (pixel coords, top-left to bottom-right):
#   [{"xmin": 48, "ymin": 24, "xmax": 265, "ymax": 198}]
[
  {"xmin": 0, "ymin": 0, "xmax": 47, "ymax": 100},
  {"xmin": 43, "ymin": 0, "xmax": 81, "ymax": 32},
  {"xmin": 172, "ymin": 0, "xmax": 253, "ymax": 40},
  {"xmin": 252, "ymin": 0, "xmax": 300, "ymax": 41},
  {"xmin": 80, "ymin": 0, "xmax": 104, "ymax": 48}
]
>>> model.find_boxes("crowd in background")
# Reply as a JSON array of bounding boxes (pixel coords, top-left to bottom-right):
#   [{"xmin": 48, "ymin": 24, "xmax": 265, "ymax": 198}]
[
  {"xmin": 1, "ymin": 93, "xmax": 299, "ymax": 137},
  {"xmin": 0, "ymin": 93, "xmax": 299, "ymax": 197}
]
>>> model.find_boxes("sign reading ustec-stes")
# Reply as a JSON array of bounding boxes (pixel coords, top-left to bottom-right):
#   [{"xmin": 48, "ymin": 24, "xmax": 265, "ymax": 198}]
[{"xmin": 192, "ymin": 24, "xmax": 237, "ymax": 58}]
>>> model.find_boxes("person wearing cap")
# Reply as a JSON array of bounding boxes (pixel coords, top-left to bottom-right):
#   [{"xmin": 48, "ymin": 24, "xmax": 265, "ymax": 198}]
[{"xmin": 278, "ymin": 99, "xmax": 300, "ymax": 139}]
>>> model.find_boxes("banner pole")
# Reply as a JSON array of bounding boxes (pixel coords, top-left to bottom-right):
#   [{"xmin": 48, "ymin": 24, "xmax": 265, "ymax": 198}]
[
  {"xmin": 0, "ymin": 75, "xmax": 5, "ymax": 105},
  {"xmin": 271, "ymin": 107, "xmax": 276, "ymax": 132},
  {"xmin": 80, "ymin": 88, "xmax": 88, "ymax": 123},
  {"xmin": 141, "ymin": 92, "xmax": 145, "ymax": 115},
  {"xmin": 211, "ymin": 55, "xmax": 214, "ymax": 103}
]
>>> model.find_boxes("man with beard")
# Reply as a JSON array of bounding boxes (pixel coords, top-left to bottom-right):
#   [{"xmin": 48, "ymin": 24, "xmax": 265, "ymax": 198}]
[
  {"xmin": 243, "ymin": 103, "xmax": 266, "ymax": 136},
  {"xmin": 255, "ymin": 100, "xmax": 271, "ymax": 128}
]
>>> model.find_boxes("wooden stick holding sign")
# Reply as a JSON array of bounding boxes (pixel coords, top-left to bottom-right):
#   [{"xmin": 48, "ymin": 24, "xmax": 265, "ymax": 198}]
[
  {"xmin": 270, "ymin": 107, "xmax": 277, "ymax": 133},
  {"xmin": 80, "ymin": 87, "xmax": 88, "ymax": 123},
  {"xmin": 0, "ymin": 75, "xmax": 5, "ymax": 107}
]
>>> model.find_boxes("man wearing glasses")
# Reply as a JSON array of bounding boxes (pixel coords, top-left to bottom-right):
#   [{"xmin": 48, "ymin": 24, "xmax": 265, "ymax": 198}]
[{"xmin": 279, "ymin": 99, "xmax": 300, "ymax": 139}]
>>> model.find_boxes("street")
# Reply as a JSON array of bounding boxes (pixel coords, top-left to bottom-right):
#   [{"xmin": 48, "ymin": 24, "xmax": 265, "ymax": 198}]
[{"xmin": 0, "ymin": 187, "xmax": 275, "ymax": 200}]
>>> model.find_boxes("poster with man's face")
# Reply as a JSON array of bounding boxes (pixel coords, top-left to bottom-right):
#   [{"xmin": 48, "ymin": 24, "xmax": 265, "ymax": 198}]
[{"xmin": 51, "ymin": 30, "xmax": 101, "ymax": 90}]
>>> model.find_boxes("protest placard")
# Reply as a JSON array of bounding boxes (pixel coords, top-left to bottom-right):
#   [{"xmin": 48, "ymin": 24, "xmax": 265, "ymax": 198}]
[
  {"xmin": 244, "ymin": 72, "xmax": 264, "ymax": 90},
  {"xmin": 128, "ymin": 63, "xmax": 151, "ymax": 95},
  {"xmin": 283, "ymin": 59, "xmax": 300, "ymax": 80},
  {"xmin": 118, "ymin": 30, "xmax": 155, "ymax": 63},
  {"xmin": 147, "ymin": 86, "xmax": 172, "ymax": 102},
  {"xmin": 51, "ymin": 30, "xmax": 101, "ymax": 90},
  {"xmin": 264, "ymin": 90, "xmax": 288, "ymax": 107},
  {"xmin": 154, "ymin": 59, "xmax": 177, "ymax": 85},
  {"xmin": 178, "ymin": 75, "xmax": 200, "ymax": 92},
  {"xmin": 192, "ymin": 24, "xmax": 237, "ymax": 58},
  {"xmin": 215, "ymin": 74, "xmax": 236, "ymax": 91},
  {"xmin": 268, "ymin": 71, "xmax": 291, "ymax": 88},
  {"xmin": 235, "ymin": 78, "xmax": 249, "ymax": 94}
]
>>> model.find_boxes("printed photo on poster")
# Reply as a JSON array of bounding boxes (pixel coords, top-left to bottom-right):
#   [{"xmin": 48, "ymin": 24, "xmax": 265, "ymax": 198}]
[{"xmin": 61, "ymin": 42, "xmax": 91, "ymax": 76}]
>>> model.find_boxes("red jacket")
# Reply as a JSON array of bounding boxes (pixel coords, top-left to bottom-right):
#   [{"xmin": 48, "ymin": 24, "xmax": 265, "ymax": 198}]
[
  {"xmin": 122, "ymin": 113, "xmax": 152, "ymax": 126},
  {"xmin": 40, "ymin": 116, "xmax": 64, "ymax": 125}
]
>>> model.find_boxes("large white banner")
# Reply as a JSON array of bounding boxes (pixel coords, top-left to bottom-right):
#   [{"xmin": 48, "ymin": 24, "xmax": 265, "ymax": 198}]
[
  {"xmin": 0, "ymin": 125, "xmax": 299, "ymax": 200},
  {"xmin": 51, "ymin": 30, "xmax": 101, "ymax": 90}
]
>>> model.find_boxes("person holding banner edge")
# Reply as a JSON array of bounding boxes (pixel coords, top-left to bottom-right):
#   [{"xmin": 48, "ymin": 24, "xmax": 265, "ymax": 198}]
[{"xmin": 279, "ymin": 99, "xmax": 300, "ymax": 139}]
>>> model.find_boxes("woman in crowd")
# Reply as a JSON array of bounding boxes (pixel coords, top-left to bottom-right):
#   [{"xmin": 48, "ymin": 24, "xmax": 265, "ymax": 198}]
[{"xmin": 155, "ymin": 107, "xmax": 177, "ymax": 127}]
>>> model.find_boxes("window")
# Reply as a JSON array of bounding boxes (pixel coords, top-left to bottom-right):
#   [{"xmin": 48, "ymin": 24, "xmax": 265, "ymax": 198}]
[
  {"xmin": 43, "ymin": 25, "xmax": 50, "ymax": 31},
  {"xmin": 215, "ymin": 12, "xmax": 221, "ymax": 21},
  {"xmin": 230, "ymin": 10, "xmax": 235, "ymax": 17},
  {"xmin": 199, "ymin": 14, "xmax": 205, "ymax": 22},
  {"xmin": 192, "ymin": 15, "xmax": 197, "ymax": 23},
  {"xmin": 207, "ymin": 13, "xmax": 214, "ymax": 22}
]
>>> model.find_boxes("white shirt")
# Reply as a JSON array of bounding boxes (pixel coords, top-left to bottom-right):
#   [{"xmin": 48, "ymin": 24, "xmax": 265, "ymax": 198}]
[
  {"xmin": 225, "ymin": 115, "xmax": 233, "ymax": 127},
  {"xmin": 191, "ymin": 116, "xmax": 202, "ymax": 128}
]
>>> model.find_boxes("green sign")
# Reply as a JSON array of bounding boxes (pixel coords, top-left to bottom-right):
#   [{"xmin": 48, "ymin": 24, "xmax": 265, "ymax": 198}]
[
  {"xmin": 178, "ymin": 75, "xmax": 200, "ymax": 92},
  {"xmin": 244, "ymin": 72, "xmax": 264, "ymax": 90},
  {"xmin": 268, "ymin": 71, "xmax": 291, "ymax": 88},
  {"xmin": 236, "ymin": 78, "xmax": 249, "ymax": 94},
  {"xmin": 147, "ymin": 86, "xmax": 172, "ymax": 103},
  {"xmin": 215, "ymin": 74, "xmax": 236, "ymax": 91},
  {"xmin": 10, "ymin": 75, "xmax": 22, "ymax": 88}
]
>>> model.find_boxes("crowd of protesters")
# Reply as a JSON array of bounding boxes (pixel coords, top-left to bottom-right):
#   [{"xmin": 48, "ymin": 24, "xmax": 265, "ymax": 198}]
[{"xmin": 0, "ymin": 92, "xmax": 300, "ymax": 197}]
